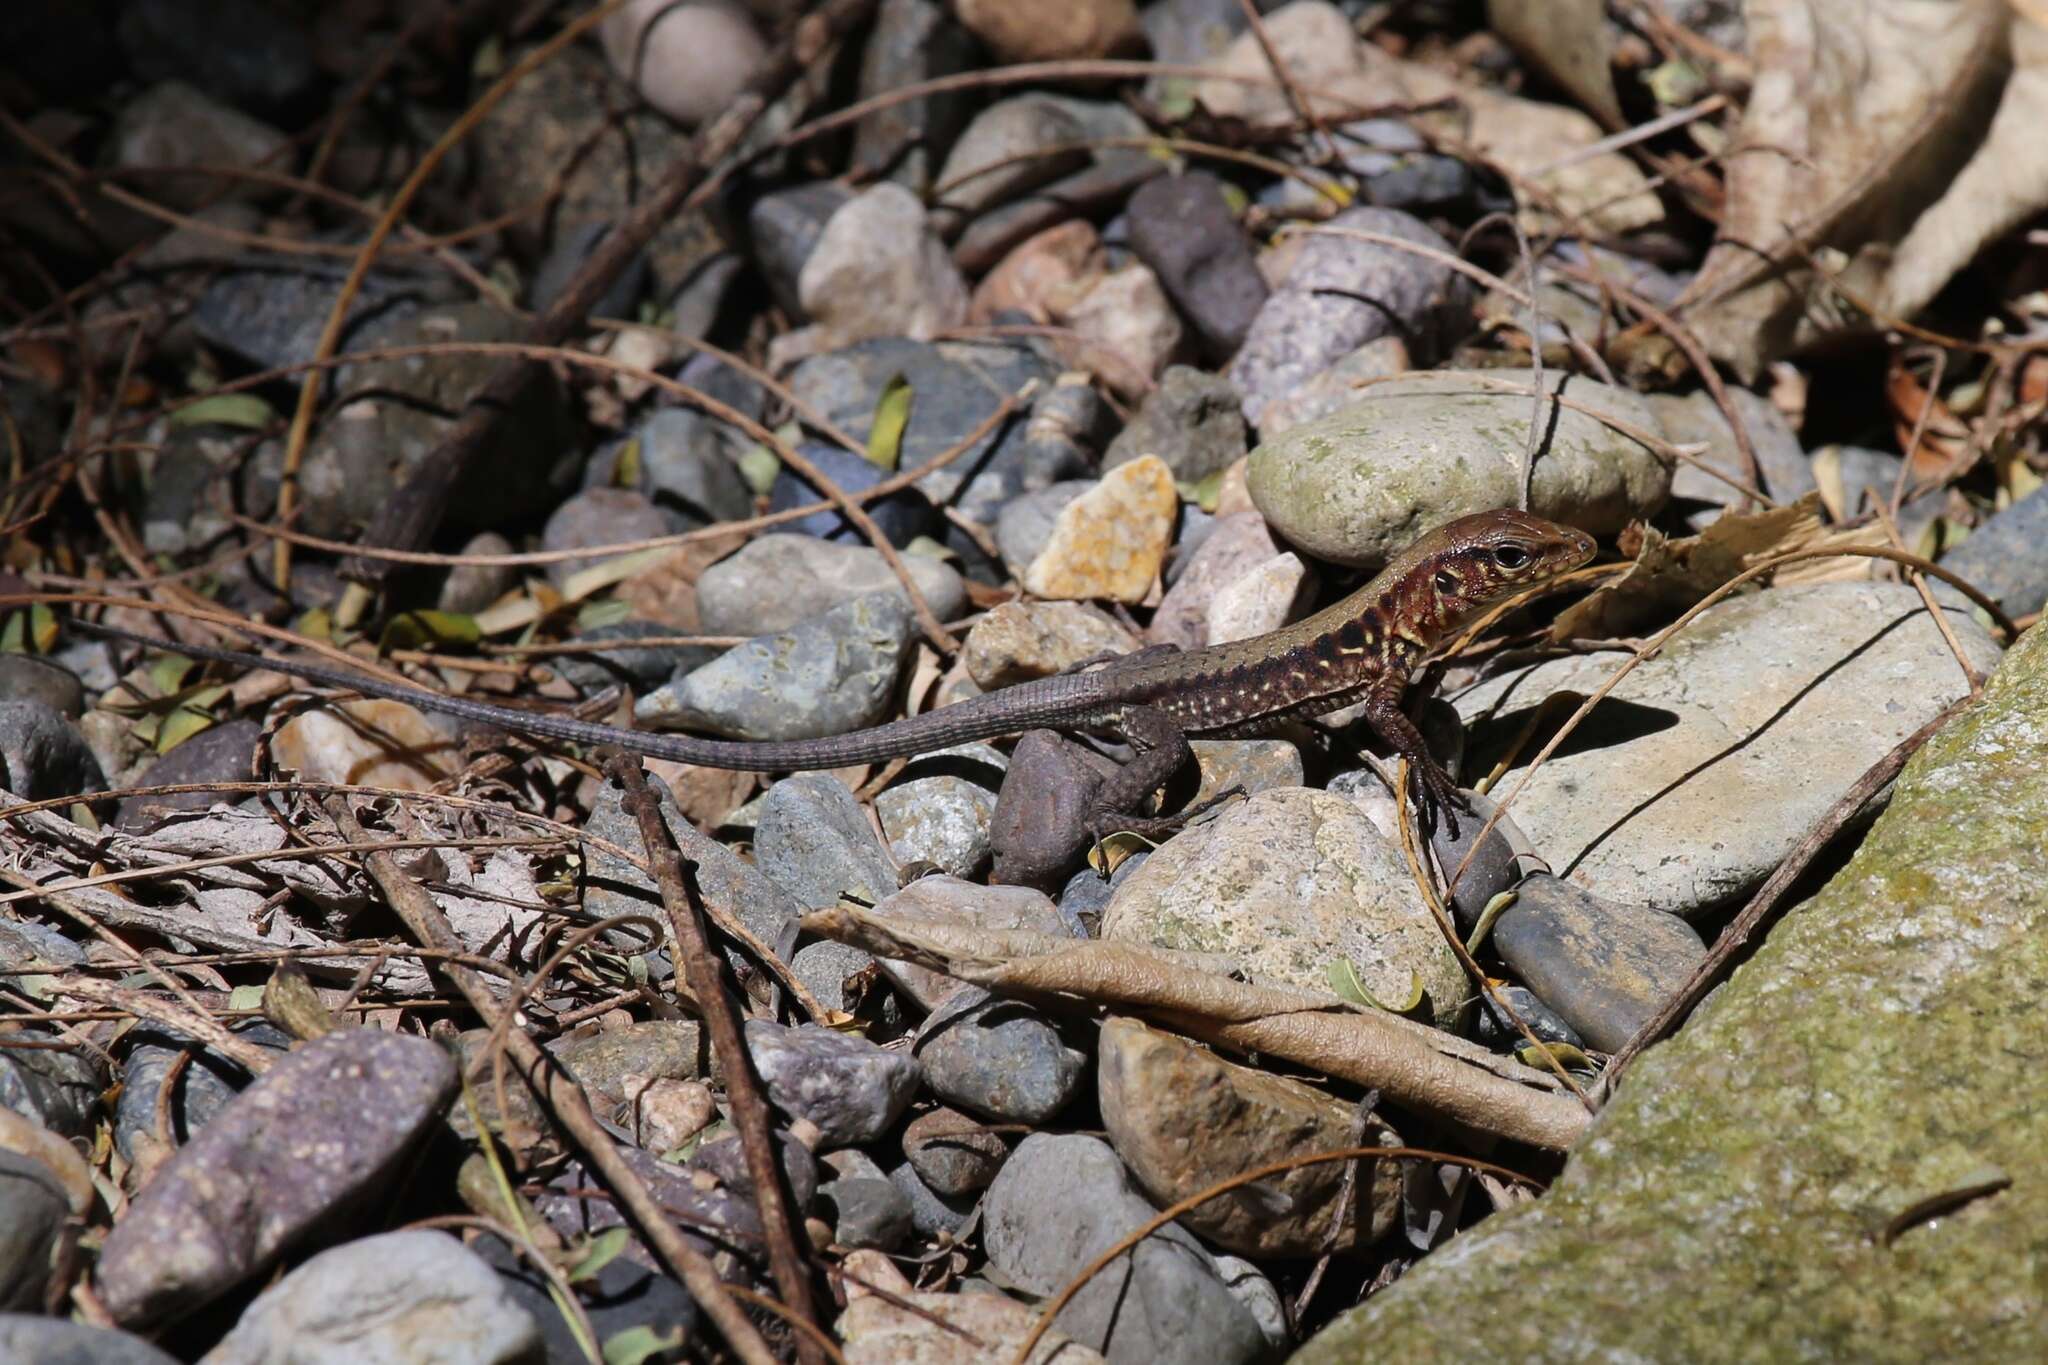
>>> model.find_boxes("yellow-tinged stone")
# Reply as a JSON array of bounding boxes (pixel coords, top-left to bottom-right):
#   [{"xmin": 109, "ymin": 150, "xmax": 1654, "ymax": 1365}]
[
  {"xmin": 1021, "ymin": 455, "xmax": 1176, "ymax": 604},
  {"xmin": 270, "ymin": 699, "xmax": 461, "ymax": 792}
]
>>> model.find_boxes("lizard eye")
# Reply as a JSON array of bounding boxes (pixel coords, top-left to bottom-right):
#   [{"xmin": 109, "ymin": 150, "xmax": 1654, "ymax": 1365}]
[
  {"xmin": 1433, "ymin": 569, "xmax": 1459, "ymax": 594},
  {"xmin": 1492, "ymin": 544, "xmax": 1532, "ymax": 570}
]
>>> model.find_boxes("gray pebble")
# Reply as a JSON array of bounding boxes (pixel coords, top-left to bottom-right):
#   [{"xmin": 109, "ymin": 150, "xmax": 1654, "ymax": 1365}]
[
  {"xmin": 983, "ymin": 1133, "xmax": 1266, "ymax": 1364},
  {"xmin": 914, "ymin": 987, "xmax": 1086, "ymax": 1124},
  {"xmin": 0, "ymin": 700, "xmax": 105, "ymax": 801},
  {"xmin": 1492, "ymin": 875, "xmax": 1706, "ymax": 1052},
  {"xmin": 818, "ymin": 1177, "xmax": 916, "ymax": 1251},
  {"xmin": 1104, "ymin": 365, "xmax": 1248, "ymax": 481},
  {"xmin": 635, "ymin": 592, "xmax": 915, "ymax": 741},
  {"xmin": 743, "ymin": 1020, "xmax": 919, "ymax": 1149}
]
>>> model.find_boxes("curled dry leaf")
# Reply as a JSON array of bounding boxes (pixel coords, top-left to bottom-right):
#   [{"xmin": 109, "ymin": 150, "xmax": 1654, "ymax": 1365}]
[
  {"xmin": 1548, "ymin": 494, "xmax": 1825, "ymax": 642},
  {"xmin": 1682, "ymin": 1, "xmax": 2048, "ymax": 380}
]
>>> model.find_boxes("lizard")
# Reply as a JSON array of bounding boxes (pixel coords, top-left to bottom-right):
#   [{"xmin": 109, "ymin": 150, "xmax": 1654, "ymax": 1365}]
[{"xmin": 74, "ymin": 508, "xmax": 1596, "ymax": 839}]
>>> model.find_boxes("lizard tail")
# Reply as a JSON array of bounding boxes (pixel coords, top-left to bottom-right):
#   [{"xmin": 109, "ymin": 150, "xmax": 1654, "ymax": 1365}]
[{"xmin": 72, "ymin": 620, "xmax": 1108, "ymax": 772}]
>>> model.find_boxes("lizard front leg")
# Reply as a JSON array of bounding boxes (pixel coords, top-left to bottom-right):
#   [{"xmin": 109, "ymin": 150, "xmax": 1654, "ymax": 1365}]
[{"xmin": 1361, "ymin": 676, "xmax": 1469, "ymax": 838}]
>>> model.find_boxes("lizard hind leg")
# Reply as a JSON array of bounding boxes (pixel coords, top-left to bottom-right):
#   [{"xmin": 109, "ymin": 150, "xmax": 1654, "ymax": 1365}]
[{"xmin": 1085, "ymin": 704, "xmax": 1245, "ymax": 849}]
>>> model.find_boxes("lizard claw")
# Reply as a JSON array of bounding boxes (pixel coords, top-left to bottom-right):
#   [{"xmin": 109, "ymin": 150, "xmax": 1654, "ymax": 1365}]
[{"xmin": 1408, "ymin": 760, "xmax": 1468, "ymax": 841}]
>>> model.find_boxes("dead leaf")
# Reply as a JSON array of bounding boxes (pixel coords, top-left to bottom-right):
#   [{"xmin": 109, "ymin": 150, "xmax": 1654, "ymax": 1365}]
[
  {"xmin": 1488, "ymin": 0, "xmax": 1624, "ymax": 131},
  {"xmin": 1681, "ymin": 1, "xmax": 2030, "ymax": 380},
  {"xmin": 1550, "ymin": 494, "xmax": 1825, "ymax": 642}
]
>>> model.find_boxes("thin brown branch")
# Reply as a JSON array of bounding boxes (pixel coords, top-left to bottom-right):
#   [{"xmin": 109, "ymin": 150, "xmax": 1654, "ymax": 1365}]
[
  {"xmin": 318, "ymin": 794, "xmax": 779, "ymax": 1365},
  {"xmin": 604, "ymin": 753, "xmax": 824, "ymax": 1362}
]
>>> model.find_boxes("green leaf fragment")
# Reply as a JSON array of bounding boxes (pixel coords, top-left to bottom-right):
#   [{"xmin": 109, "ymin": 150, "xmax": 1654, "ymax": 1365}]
[
  {"xmin": 568, "ymin": 1226, "xmax": 634, "ymax": 1284},
  {"xmin": 379, "ymin": 610, "xmax": 481, "ymax": 653},
  {"xmin": 737, "ymin": 442, "xmax": 781, "ymax": 495},
  {"xmin": 169, "ymin": 393, "xmax": 275, "ymax": 430},
  {"xmin": 603, "ymin": 1325, "xmax": 686, "ymax": 1365},
  {"xmin": 865, "ymin": 373, "xmax": 914, "ymax": 471},
  {"xmin": 1327, "ymin": 958, "xmax": 1425, "ymax": 1014}
]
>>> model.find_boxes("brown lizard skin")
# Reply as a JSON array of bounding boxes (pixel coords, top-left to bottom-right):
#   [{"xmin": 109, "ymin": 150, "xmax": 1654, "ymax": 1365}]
[{"xmin": 77, "ymin": 509, "xmax": 1594, "ymax": 828}]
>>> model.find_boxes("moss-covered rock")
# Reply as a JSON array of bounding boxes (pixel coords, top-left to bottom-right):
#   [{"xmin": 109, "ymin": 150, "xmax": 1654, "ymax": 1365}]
[{"xmin": 1294, "ymin": 623, "xmax": 2048, "ymax": 1363}]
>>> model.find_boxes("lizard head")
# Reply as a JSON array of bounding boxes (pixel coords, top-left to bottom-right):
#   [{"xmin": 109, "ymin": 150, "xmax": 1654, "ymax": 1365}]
[{"xmin": 1417, "ymin": 509, "xmax": 1596, "ymax": 619}]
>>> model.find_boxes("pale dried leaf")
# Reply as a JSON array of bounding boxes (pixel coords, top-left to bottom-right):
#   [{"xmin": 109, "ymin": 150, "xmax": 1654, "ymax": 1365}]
[
  {"xmin": 1683, "ymin": 0, "xmax": 2012, "ymax": 379},
  {"xmin": 1549, "ymin": 494, "xmax": 1826, "ymax": 641}
]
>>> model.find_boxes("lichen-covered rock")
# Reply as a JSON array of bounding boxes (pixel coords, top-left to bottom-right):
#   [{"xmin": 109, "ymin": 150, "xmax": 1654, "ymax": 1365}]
[
  {"xmin": 1101, "ymin": 787, "xmax": 1464, "ymax": 1027},
  {"xmin": 1296, "ymin": 620, "xmax": 2048, "ymax": 1363},
  {"xmin": 1248, "ymin": 370, "xmax": 1669, "ymax": 569}
]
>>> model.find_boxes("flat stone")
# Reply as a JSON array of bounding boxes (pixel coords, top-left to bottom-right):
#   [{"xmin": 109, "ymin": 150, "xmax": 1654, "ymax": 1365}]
[
  {"xmin": 1254, "ymin": 335, "xmax": 1411, "ymax": 436},
  {"xmin": 1148, "ymin": 511, "xmax": 1280, "ymax": 649},
  {"xmin": 113, "ymin": 1024, "xmax": 291, "ymax": 1164},
  {"xmin": 995, "ymin": 481, "xmax": 1092, "ymax": 576},
  {"xmin": 889, "ymin": 1161, "xmax": 977, "ymax": 1239},
  {"xmin": 94, "ymin": 1030, "xmax": 456, "ymax": 1326},
  {"xmin": 755, "ymin": 773, "xmax": 897, "ymax": 910},
  {"xmin": 970, "ymin": 219, "xmax": 1105, "ymax": 323},
  {"xmin": 867, "ymin": 876, "xmax": 1073, "ymax": 1009},
  {"xmin": 798, "ymin": 184, "xmax": 969, "ymax": 349},
  {"xmin": 744, "ymin": 1021, "xmax": 919, "ymax": 1149},
  {"xmin": 1056, "ymin": 263, "xmax": 1184, "ymax": 397},
  {"xmin": 1189, "ymin": 738, "xmax": 1304, "ymax": 806},
  {"xmin": 1103, "ymin": 366, "xmax": 1248, "ymax": 481},
  {"xmin": 0, "ymin": 1150, "xmax": 69, "ymax": 1311},
  {"xmin": 582, "ymin": 774, "xmax": 801, "ymax": 984},
  {"xmin": 0, "ymin": 1318, "xmax": 180, "ymax": 1365},
  {"xmin": 820, "ymin": 1177, "xmax": 916, "ymax": 1252},
  {"xmin": 989, "ymin": 729, "xmax": 1119, "ymax": 890},
  {"xmin": 541, "ymin": 487, "xmax": 679, "ymax": 588},
  {"xmin": 0, "ymin": 655, "xmax": 83, "ymax": 718},
  {"xmin": 0, "ymin": 700, "xmax": 104, "ymax": 801},
  {"xmin": 903, "ymin": 1106, "xmax": 1010, "ymax": 1196},
  {"xmin": 851, "ymin": 0, "xmax": 978, "ymax": 194},
  {"xmin": 599, "ymin": 0, "xmax": 768, "ymax": 128},
  {"xmin": 1649, "ymin": 386, "xmax": 1818, "ymax": 525},
  {"xmin": 915, "ymin": 987, "xmax": 1087, "ymax": 1124},
  {"xmin": 201, "ymin": 1230, "xmax": 540, "ymax": 1365},
  {"xmin": 840, "ymin": 1284, "xmax": 1106, "ymax": 1365},
  {"xmin": 1098, "ymin": 1018, "xmax": 1400, "ymax": 1257},
  {"xmin": 1204, "ymin": 550, "xmax": 1310, "ymax": 643},
  {"xmin": 953, "ymin": 0, "xmax": 1141, "ymax": 64},
  {"xmin": 1125, "ymin": 174, "xmax": 1268, "ymax": 363},
  {"xmin": 1492, "ymin": 875, "xmax": 1706, "ymax": 1052},
  {"xmin": 876, "ymin": 745, "xmax": 1006, "ymax": 878},
  {"xmin": 1939, "ymin": 480, "xmax": 2048, "ymax": 618},
  {"xmin": 635, "ymin": 592, "xmax": 915, "ymax": 741},
  {"xmin": 1295, "ymin": 610, "xmax": 2048, "ymax": 1363},
  {"xmin": 784, "ymin": 337, "xmax": 1060, "ymax": 531},
  {"xmin": 109, "ymin": 81, "xmax": 287, "ymax": 211},
  {"xmin": 695, "ymin": 534, "xmax": 965, "ymax": 638},
  {"xmin": 1248, "ymin": 369, "xmax": 1670, "ymax": 568},
  {"xmin": 1471, "ymin": 983, "xmax": 1585, "ymax": 1051},
  {"xmin": 982, "ymin": 1133, "xmax": 1266, "ymax": 1364},
  {"xmin": 1228, "ymin": 206, "xmax": 1472, "ymax": 428},
  {"xmin": 1022, "ymin": 456, "xmax": 1178, "ymax": 603},
  {"xmin": 1456, "ymin": 581, "xmax": 2000, "ymax": 916},
  {"xmin": 951, "ymin": 100, "xmax": 1164, "ymax": 274},
  {"xmin": 1102, "ymin": 787, "xmax": 1465, "ymax": 1026},
  {"xmin": 932, "ymin": 96, "xmax": 1092, "ymax": 225},
  {"xmin": 962, "ymin": 601, "xmax": 1141, "ymax": 689}
]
